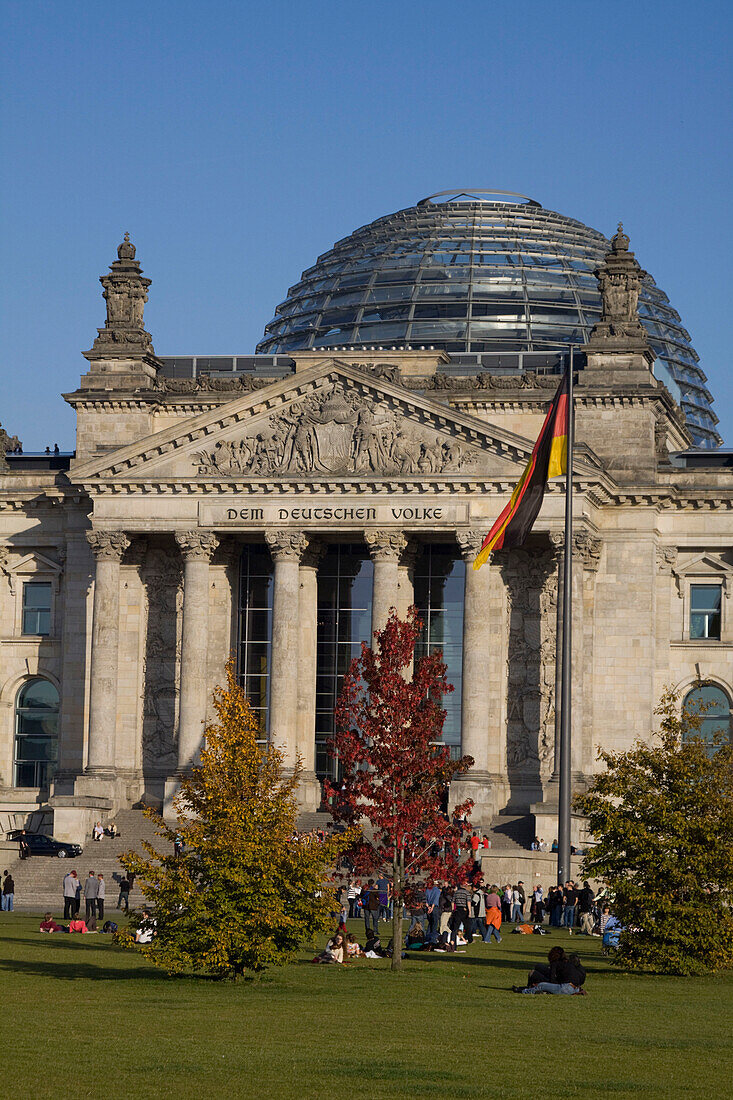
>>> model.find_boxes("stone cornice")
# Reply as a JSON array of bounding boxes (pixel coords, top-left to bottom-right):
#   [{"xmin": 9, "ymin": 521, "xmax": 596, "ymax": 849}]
[{"xmin": 68, "ymin": 361, "xmax": 549, "ymax": 483}]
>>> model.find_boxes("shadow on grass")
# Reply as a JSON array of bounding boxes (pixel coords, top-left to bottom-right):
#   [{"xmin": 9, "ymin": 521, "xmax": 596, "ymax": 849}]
[{"xmin": 0, "ymin": 954, "xmax": 165, "ymax": 982}]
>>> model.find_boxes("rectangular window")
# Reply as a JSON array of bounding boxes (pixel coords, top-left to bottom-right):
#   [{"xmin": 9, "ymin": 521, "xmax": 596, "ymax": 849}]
[
  {"xmin": 689, "ymin": 584, "xmax": 722, "ymax": 640},
  {"xmin": 315, "ymin": 545, "xmax": 373, "ymax": 781},
  {"xmin": 238, "ymin": 547, "xmax": 273, "ymax": 745},
  {"xmin": 414, "ymin": 545, "xmax": 465, "ymax": 757},
  {"xmin": 22, "ymin": 582, "xmax": 52, "ymax": 636}
]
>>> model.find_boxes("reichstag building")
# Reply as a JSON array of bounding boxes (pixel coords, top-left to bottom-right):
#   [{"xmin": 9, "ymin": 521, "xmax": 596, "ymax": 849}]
[{"xmin": 1, "ymin": 190, "xmax": 731, "ymax": 843}]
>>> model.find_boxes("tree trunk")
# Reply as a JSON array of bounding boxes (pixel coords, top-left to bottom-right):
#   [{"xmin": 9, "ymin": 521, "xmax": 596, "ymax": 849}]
[{"xmin": 391, "ymin": 846, "xmax": 404, "ymax": 971}]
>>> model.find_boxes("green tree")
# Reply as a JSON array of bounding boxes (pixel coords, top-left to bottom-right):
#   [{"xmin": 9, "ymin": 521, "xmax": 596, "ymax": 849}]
[
  {"xmin": 118, "ymin": 661, "xmax": 351, "ymax": 979},
  {"xmin": 575, "ymin": 688, "xmax": 733, "ymax": 975}
]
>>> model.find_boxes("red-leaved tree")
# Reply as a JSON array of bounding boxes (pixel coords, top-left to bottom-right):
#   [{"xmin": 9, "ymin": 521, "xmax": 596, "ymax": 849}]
[{"xmin": 324, "ymin": 607, "xmax": 475, "ymax": 970}]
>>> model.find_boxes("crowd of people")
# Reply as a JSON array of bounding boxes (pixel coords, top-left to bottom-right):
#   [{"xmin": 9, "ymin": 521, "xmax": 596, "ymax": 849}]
[{"xmin": 329, "ymin": 875, "xmax": 609, "ymax": 939}]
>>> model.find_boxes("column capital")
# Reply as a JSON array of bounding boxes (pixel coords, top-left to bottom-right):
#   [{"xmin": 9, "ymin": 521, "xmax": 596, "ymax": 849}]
[
  {"xmin": 175, "ymin": 530, "xmax": 219, "ymax": 562},
  {"xmin": 455, "ymin": 530, "xmax": 486, "ymax": 563},
  {"xmin": 365, "ymin": 529, "xmax": 407, "ymax": 563},
  {"xmin": 300, "ymin": 538, "xmax": 326, "ymax": 570},
  {"xmin": 265, "ymin": 529, "xmax": 309, "ymax": 562},
  {"xmin": 86, "ymin": 530, "xmax": 130, "ymax": 562}
]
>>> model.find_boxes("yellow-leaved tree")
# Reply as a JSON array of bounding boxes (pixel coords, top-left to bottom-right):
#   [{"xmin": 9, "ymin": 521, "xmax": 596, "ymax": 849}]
[{"xmin": 117, "ymin": 661, "xmax": 351, "ymax": 978}]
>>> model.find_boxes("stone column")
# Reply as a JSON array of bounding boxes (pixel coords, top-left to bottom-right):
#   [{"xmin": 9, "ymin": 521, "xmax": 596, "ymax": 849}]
[
  {"xmin": 397, "ymin": 540, "xmax": 418, "ymax": 619},
  {"xmin": 297, "ymin": 539, "xmax": 325, "ymax": 809},
  {"xmin": 366, "ymin": 530, "xmax": 407, "ymax": 640},
  {"xmin": 449, "ymin": 531, "xmax": 496, "ymax": 826},
  {"xmin": 85, "ymin": 530, "xmax": 130, "ymax": 777},
  {"xmin": 175, "ymin": 530, "xmax": 219, "ymax": 772},
  {"xmin": 266, "ymin": 530, "xmax": 308, "ymax": 770}
]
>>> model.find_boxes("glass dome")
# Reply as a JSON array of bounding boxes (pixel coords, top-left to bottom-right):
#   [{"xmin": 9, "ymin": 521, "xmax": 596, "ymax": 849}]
[{"xmin": 257, "ymin": 191, "xmax": 720, "ymax": 446}]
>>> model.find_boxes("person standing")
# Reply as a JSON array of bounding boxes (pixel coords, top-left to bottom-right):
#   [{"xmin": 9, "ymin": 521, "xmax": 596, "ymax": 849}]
[
  {"xmin": 63, "ymin": 869, "xmax": 79, "ymax": 919},
  {"xmin": 347, "ymin": 878, "xmax": 360, "ymax": 918},
  {"xmin": 2, "ymin": 871, "xmax": 14, "ymax": 911},
  {"xmin": 83, "ymin": 870, "xmax": 99, "ymax": 922},
  {"xmin": 96, "ymin": 874, "xmax": 106, "ymax": 920},
  {"xmin": 511, "ymin": 884, "xmax": 523, "ymax": 923},
  {"xmin": 578, "ymin": 880, "xmax": 595, "ymax": 935},
  {"xmin": 362, "ymin": 879, "xmax": 380, "ymax": 936},
  {"xmin": 18, "ymin": 831, "xmax": 30, "ymax": 860},
  {"xmin": 563, "ymin": 881, "xmax": 578, "ymax": 929},
  {"xmin": 450, "ymin": 881, "xmax": 473, "ymax": 946},
  {"xmin": 424, "ymin": 878, "xmax": 442, "ymax": 944},
  {"xmin": 471, "ymin": 882, "xmax": 485, "ymax": 939},
  {"xmin": 117, "ymin": 874, "xmax": 131, "ymax": 911},
  {"xmin": 483, "ymin": 886, "xmax": 502, "ymax": 943}
]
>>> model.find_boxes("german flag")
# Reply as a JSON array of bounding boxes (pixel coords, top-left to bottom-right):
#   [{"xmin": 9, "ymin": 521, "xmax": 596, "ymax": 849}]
[{"xmin": 473, "ymin": 368, "xmax": 570, "ymax": 570}]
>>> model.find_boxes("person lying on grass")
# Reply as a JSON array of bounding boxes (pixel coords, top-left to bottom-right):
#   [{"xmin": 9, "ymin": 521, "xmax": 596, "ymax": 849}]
[
  {"xmin": 40, "ymin": 913, "xmax": 67, "ymax": 933},
  {"xmin": 512, "ymin": 946, "xmax": 587, "ymax": 995},
  {"xmin": 69, "ymin": 917, "xmax": 92, "ymax": 933}
]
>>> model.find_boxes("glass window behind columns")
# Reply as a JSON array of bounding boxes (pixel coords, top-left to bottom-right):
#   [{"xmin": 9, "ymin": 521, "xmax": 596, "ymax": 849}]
[
  {"xmin": 238, "ymin": 546, "xmax": 273, "ymax": 746},
  {"xmin": 315, "ymin": 544, "xmax": 373, "ymax": 780},
  {"xmin": 414, "ymin": 545, "xmax": 465, "ymax": 757}
]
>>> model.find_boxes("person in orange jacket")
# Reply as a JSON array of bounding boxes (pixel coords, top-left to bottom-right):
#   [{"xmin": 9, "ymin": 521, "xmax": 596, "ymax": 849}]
[{"xmin": 483, "ymin": 885, "xmax": 502, "ymax": 943}]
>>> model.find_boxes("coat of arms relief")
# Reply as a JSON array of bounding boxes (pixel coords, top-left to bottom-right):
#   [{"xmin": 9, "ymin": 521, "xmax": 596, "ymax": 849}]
[{"xmin": 195, "ymin": 383, "xmax": 481, "ymax": 477}]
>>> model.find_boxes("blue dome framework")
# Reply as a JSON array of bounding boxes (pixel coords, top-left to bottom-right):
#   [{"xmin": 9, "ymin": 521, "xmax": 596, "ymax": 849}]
[{"xmin": 257, "ymin": 193, "xmax": 719, "ymax": 447}]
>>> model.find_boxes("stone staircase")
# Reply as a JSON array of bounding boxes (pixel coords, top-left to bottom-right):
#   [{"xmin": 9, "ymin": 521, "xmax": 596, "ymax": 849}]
[
  {"xmin": 4, "ymin": 807, "xmax": 170, "ymax": 913},
  {"xmin": 485, "ymin": 813, "xmax": 535, "ymax": 852},
  {"xmin": 295, "ymin": 811, "xmax": 335, "ymax": 832}
]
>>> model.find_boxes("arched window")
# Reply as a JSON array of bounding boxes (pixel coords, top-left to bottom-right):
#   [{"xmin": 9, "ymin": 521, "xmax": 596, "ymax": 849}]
[
  {"xmin": 683, "ymin": 684, "xmax": 732, "ymax": 755},
  {"xmin": 14, "ymin": 679, "xmax": 59, "ymax": 788}
]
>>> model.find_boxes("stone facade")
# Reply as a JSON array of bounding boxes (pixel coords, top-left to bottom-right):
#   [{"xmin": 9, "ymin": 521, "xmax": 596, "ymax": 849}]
[{"xmin": 1, "ymin": 238, "xmax": 731, "ymax": 843}]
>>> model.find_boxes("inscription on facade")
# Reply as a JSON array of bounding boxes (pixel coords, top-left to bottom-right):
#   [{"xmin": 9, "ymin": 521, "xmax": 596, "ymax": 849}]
[{"xmin": 199, "ymin": 501, "xmax": 469, "ymax": 526}]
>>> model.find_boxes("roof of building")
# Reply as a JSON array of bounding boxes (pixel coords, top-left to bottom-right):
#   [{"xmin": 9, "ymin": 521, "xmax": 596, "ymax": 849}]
[{"xmin": 254, "ymin": 191, "xmax": 719, "ymax": 447}]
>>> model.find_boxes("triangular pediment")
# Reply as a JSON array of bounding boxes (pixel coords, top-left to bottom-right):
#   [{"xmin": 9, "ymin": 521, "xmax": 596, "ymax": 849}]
[
  {"xmin": 676, "ymin": 551, "xmax": 733, "ymax": 578},
  {"xmin": 70, "ymin": 360, "xmax": 599, "ymax": 488}
]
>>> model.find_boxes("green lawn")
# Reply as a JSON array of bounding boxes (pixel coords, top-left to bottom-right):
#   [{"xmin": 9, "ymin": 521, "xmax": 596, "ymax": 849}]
[{"xmin": 2, "ymin": 912, "xmax": 731, "ymax": 1099}]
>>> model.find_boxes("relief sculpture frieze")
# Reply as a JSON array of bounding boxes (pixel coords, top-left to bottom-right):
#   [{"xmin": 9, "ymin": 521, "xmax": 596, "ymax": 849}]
[
  {"xmin": 500, "ymin": 547, "xmax": 558, "ymax": 778},
  {"xmin": 195, "ymin": 383, "xmax": 480, "ymax": 477}
]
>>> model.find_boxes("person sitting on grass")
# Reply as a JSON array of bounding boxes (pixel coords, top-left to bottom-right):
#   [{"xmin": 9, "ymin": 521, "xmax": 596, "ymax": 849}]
[
  {"xmin": 406, "ymin": 921, "xmax": 427, "ymax": 950},
  {"xmin": 313, "ymin": 932, "xmax": 345, "ymax": 963},
  {"xmin": 135, "ymin": 909, "xmax": 156, "ymax": 944},
  {"xmin": 512, "ymin": 946, "xmax": 587, "ymax": 995},
  {"xmin": 39, "ymin": 913, "xmax": 66, "ymax": 933},
  {"xmin": 364, "ymin": 928, "xmax": 388, "ymax": 958},
  {"xmin": 344, "ymin": 932, "xmax": 364, "ymax": 958},
  {"xmin": 68, "ymin": 916, "xmax": 90, "ymax": 933}
]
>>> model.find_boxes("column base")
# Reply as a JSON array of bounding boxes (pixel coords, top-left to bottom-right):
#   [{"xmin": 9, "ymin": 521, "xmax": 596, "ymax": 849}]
[
  {"xmin": 295, "ymin": 770, "xmax": 323, "ymax": 814},
  {"xmin": 51, "ymin": 791, "xmax": 115, "ymax": 847},
  {"xmin": 530, "ymin": 799, "xmax": 592, "ymax": 851},
  {"xmin": 450, "ymin": 771, "xmax": 498, "ymax": 832},
  {"xmin": 73, "ymin": 771, "xmax": 126, "ymax": 805},
  {"xmin": 163, "ymin": 775, "xmax": 186, "ymax": 821}
]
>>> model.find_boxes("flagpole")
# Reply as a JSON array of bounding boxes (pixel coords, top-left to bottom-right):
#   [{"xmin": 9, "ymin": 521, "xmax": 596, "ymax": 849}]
[{"xmin": 557, "ymin": 346, "xmax": 575, "ymax": 885}]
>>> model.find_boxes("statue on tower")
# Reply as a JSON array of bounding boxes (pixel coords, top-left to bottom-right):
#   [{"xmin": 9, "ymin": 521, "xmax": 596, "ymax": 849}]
[
  {"xmin": 85, "ymin": 233, "xmax": 156, "ymax": 359},
  {"xmin": 586, "ymin": 224, "xmax": 652, "ymax": 353}
]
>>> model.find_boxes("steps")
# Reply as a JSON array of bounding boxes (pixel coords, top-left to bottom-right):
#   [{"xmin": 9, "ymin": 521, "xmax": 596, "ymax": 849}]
[
  {"xmin": 484, "ymin": 814, "xmax": 535, "ymax": 852},
  {"xmin": 4, "ymin": 808, "xmax": 171, "ymax": 913},
  {"xmin": 295, "ymin": 811, "xmax": 334, "ymax": 832}
]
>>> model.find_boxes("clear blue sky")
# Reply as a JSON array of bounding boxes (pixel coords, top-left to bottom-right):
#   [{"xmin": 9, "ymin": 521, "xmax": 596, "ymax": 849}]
[{"xmin": 2, "ymin": 0, "xmax": 731, "ymax": 448}]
